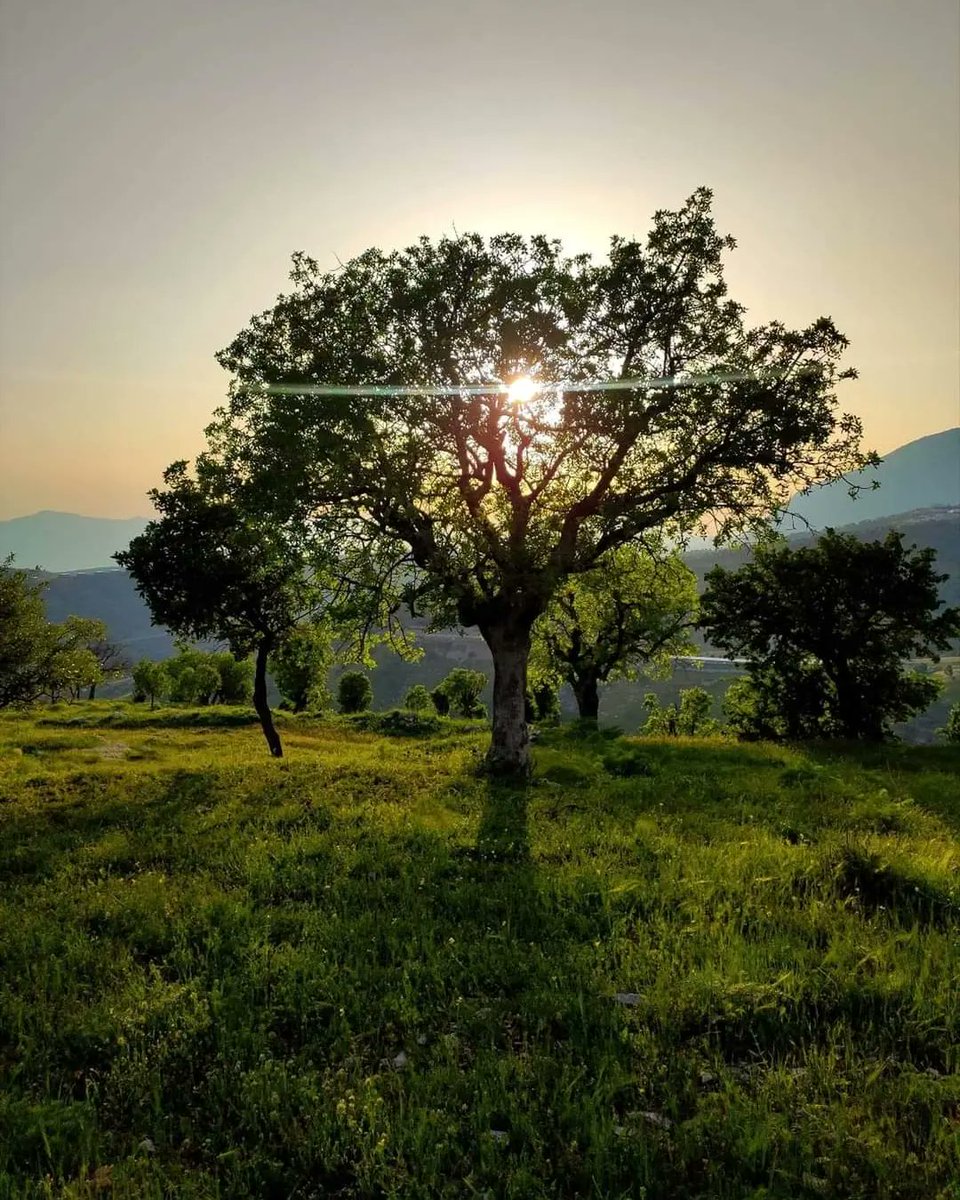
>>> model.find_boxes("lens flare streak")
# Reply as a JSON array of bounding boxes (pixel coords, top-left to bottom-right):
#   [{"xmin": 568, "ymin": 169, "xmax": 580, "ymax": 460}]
[{"xmin": 250, "ymin": 367, "xmax": 789, "ymax": 400}]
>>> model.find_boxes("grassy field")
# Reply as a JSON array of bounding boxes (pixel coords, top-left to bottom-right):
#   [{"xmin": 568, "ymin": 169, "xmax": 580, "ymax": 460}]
[{"xmin": 1, "ymin": 703, "xmax": 958, "ymax": 1199}]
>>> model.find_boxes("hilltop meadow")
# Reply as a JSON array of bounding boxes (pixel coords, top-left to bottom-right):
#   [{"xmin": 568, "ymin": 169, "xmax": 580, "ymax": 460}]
[{"xmin": 1, "ymin": 702, "xmax": 958, "ymax": 1199}]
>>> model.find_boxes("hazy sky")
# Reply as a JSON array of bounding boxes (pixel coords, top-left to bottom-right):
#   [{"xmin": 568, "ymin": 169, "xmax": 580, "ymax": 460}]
[{"xmin": 1, "ymin": 0, "xmax": 957, "ymax": 519}]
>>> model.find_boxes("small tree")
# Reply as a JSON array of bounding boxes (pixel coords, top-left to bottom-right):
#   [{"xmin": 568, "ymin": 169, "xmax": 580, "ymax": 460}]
[
  {"xmin": 86, "ymin": 639, "xmax": 128, "ymax": 699},
  {"xmin": 431, "ymin": 686, "xmax": 451, "ymax": 716},
  {"xmin": 641, "ymin": 687, "xmax": 719, "ymax": 736},
  {"xmin": 0, "ymin": 567, "xmax": 112, "ymax": 707},
  {"xmin": 701, "ymin": 530, "xmax": 960, "ymax": 741},
  {"xmin": 403, "ymin": 684, "xmax": 434, "ymax": 713},
  {"xmin": 525, "ymin": 676, "xmax": 561, "ymax": 723},
  {"xmin": 132, "ymin": 660, "xmax": 169, "ymax": 710},
  {"xmin": 46, "ymin": 647, "xmax": 103, "ymax": 703},
  {"xmin": 532, "ymin": 544, "xmax": 697, "ymax": 722},
  {"xmin": 211, "ymin": 652, "xmax": 255, "ymax": 704},
  {"xmin": 269, "ymin": 623, "xmax": 332, "ymax": 712},
  {"xmin": 338, "ymin": 671, "xmax": 373, "ymax": 713},
  {"xmin": 166, "ymin": 646, "xmax": 222, "ymax": 705},
  {"xmin": 938, "ymin": 702, "xmax": 960, "ymax": 745},
  {"xmin": 116, "ymin": 463, "xmax": 322, "ymax": 756},
  {"xmin": 436, "ymin": 668, "xmax": 487, "ymax": 718}
]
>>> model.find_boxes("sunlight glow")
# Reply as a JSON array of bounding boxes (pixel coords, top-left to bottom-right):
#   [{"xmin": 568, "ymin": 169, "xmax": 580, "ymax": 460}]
[{"xmin": 506, "ymin": 376, "xmax": 538, "ymax": 405}]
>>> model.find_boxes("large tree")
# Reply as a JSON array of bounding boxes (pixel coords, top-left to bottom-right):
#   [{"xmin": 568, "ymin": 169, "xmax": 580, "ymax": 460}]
[
  {"xmin": 531, "ymin": 544, "xmax": 697, "ymax": 722},
  {"xmin": 700, "ymin": 530, "xmax": 960, "ymax": 741},
  {"xmin": 209, "ymin": 188, "xmax": 869, "ymax": 773}
]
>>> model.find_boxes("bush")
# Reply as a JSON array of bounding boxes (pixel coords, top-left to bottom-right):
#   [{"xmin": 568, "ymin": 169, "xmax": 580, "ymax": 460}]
[
  {"xmin": 435, "ymin": 668, "xmax": 486, "ymax": 718},
  {"xmin": 431, "ymin": 686, "xmax": 451, "ymax": 716},
  {"xmin": 211, "ymin": 652, "xmax": 255, "ymax": 704},
  {"xmin": 938, "ymin": 701, "xmax": 960, "ymax": 744},
  {"xmin": 338, "ymin": 671, "xmax": 373, "ymax": 714},
  {"xmin": 164, "ymin": 646, "xmax": 224, "ymax": 705},
  {"xmin": 348, "ymin": 708, "xmax": 442, "ymax": 737},
  {"xmin": 270, "ymin": 624, "xmax": 331, "ymax": 712},
  {"xmin": 526, "ymin": 678, "xmax": 561, "ymax": 723},
  {"xmin": 403, "ymin": 684, "xmax": 435, "ymax": 713},
  {"xmin": 641, "ymin": 687, "xmax": 720, "ymax": 737}
]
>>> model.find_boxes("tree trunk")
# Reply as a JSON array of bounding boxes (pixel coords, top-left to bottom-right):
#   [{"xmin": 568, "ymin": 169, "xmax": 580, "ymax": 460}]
[
  {"xmin": 572, "ymin": 673, "xmax": 600, "ymax": 723},
  {"xmin": 254, "ymin": 641, "xmax": 283, "ymax": 758},
  {"xmin": 481, "ymin": 619, "xmax": 533, "ymax": 777},
  {"xmin": 88, "ymin": 683, "xmax": 97, "ymax": 700}
]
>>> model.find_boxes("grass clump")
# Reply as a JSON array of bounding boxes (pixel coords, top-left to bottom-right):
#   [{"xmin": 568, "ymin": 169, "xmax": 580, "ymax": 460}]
[{"xmin": 0, "ymin": 702, "xmax": 958, "ymax": 1198}]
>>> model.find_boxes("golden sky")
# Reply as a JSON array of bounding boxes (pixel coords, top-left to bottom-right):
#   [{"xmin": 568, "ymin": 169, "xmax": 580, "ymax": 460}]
[{"xmin": 1, "ymin": 0, "xmax": 957, "ymax": 518}]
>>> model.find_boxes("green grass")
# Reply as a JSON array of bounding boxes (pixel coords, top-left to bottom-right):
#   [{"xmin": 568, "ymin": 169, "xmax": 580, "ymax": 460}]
[{"xmin": 1, "ymin": 702, "xmax": 958, "ymax": 1199}]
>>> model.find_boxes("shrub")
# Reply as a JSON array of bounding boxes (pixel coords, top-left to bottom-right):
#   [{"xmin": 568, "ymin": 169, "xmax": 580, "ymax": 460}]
[
  {"xmin": 349, "ymin": 709, "xmax": 442, "ymax": 737},
  {"xmin": 938, "ymin": 701, "xmax": 960, "ymax": 744},
  {"xmin": 211, "ymin": 652, "xmax": 255, "ymax": 704},
  {"xmin": 166, "ymin": 649, "xmax": 221, "ymax": 705},
  {"xmin": 270, "ymin": 624, "xmax": 331, "ymax": 712},
  {"xmin": 435, "ymin": 668, "xmax": 486, "ymax": 718},
  {"xmin": 641, "ymin": 687, "xmax": 719, "ymax": 737},
  {"xmin": 403, "ymin": 684, "xmax": 435, "ymax": 713},
  {"xmin": 338, "ymin": 671, "xmax": 373, "ymax": 714},
  {"xmin": 526, "ymin": 678, "xmax": 561, "ymax": 723}
]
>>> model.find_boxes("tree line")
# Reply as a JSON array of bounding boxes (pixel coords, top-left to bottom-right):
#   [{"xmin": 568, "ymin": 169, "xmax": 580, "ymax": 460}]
[{"xmin": 3, "ymin": 526, "xmax": 958, "ymax": 747}]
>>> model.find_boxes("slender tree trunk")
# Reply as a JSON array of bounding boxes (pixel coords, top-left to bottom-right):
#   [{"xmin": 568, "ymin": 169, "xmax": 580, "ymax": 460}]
[
  {"xmin": 254, "ymin": 641, "xmax": 283, "ymax": 758},
  {"xmin": 572, "ymin": 673, "xmax": 601, "ymax": 723},
  {"xmin": 88, "ymin": 683, "xmax": 97, "ymax": 700},
  {"xmin": 481, "ymin": 619, "xmax": 533, "ymax": 777}
]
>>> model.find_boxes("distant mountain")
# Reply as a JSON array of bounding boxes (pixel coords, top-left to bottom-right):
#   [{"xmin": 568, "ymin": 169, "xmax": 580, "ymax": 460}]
[
  {"xmin": 5, "ymin": 428, "xmax": 956, "ymax": 570},
  {"xmin": 784, "ymin": 427, "xmax": 959, "ymax": 530},
  {"xmin": 0, "ymin": 511, "xmax": 149, "ymax": 573}
]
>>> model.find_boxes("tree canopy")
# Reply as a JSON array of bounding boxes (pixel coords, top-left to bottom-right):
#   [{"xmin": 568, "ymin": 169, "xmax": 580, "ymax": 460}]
[
  {"xmin": 701, "ymin": 530, "xmax": 960, "ymax": 741},
  {"xmin": 194, "ymin": 188, "xmax": 867, "ymax": 772}
]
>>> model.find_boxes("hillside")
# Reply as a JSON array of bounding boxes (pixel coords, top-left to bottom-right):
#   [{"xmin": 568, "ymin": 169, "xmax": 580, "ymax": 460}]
[
  {"xmin": 0, "ymin": 511, "xmax": 149, "ymax": 574},
  {"xmin": 1, "ymin": 705, "xmax": 958, "ymax": 1198},
  {"xmin": 785, "ymin": 427, "xmax": 959, "ymax": 529}
]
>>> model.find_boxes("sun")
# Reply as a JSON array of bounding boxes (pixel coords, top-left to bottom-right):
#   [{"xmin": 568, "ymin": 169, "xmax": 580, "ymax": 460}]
[{"xmin": 506, "ymin": 376, "xmax": 538, "ymax": 405}]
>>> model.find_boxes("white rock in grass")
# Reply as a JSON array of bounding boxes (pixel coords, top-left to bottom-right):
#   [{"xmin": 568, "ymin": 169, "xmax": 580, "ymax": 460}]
[
  {"xmin": 137, "ymin": 1137, "xmax": 156, "ymax": 1154},
  {"xmin": 392, "ymin": 1051, "xmax": 408, "ymax": 1068},
  {"xmin": 489, "ymin": 1129, "xmax": 509, "ymax": 1143},
  {"xmin": 640, "ymin": 1111, "xmax": 673, "ymax": 1130},
  {"xmin": 613, "ymin": 992, "xmax": 641, "ymax": 1006}
]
